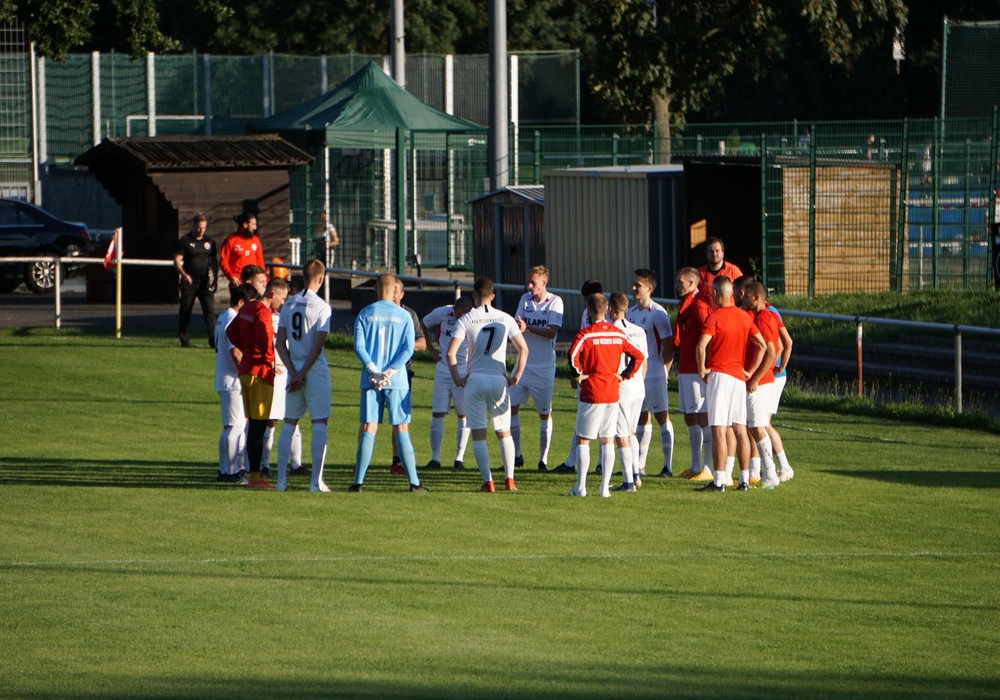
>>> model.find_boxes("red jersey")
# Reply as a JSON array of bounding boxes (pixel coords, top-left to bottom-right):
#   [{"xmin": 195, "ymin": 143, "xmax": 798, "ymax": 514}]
[
  {"xmin": 673, "ymin": 290, "xmax": 712, "ymax": 374},
  {"xmin": 225, "ymin": 300, "xmax": 276, "ymax": 384},
  {"xmin": 747, "ymin": 307, "xmax": 780, "ymax": 386},
  {"xmin": 569, "ymin": 320, "xmax": 645, "ymax": 404},
  {"xmin": 219, "ymin": 231, "xmax": 266, "ymax": 283},
  {"xmin": 702, "ymin": 305, "xmax": 759, "ymax": 381},
  {"xmin": 698, "ymin": 261, "xmax": 743, "ymax": 309}
]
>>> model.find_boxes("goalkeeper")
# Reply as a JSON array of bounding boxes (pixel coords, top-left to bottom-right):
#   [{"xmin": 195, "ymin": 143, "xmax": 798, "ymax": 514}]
[{"xmin": 351, "ymin": 273, "xmax": 427, "ymax": 492}]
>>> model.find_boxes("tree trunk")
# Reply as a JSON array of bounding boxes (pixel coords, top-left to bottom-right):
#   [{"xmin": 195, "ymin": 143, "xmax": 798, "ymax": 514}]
[{"xmin": 651, "ymin": 93, "xmax": 671, "ymax": 164}]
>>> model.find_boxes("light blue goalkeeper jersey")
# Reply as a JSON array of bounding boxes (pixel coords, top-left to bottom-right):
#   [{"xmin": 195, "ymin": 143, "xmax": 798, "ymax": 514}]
[{"xmin": 353, "ymin": 299, "xmax": 415, "ymax": 390}]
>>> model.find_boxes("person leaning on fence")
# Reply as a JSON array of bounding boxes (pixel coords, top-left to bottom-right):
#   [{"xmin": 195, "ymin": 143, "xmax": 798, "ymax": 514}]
[
  {"xmin": 174, "ymin": 214, "xmax": 218, "ymax": 348},
  {"xmin": 220, "ymin": 213, "xmax": 266, "ymax": 289}
]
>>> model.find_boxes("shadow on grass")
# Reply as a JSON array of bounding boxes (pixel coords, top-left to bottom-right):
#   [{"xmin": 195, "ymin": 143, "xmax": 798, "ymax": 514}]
[
  {"xmin": 825, "ymin": 469, "xmax": 1000, "ymax": 488},
  {"xmin": 5, "ymin": 667, "xmax": 999, "ymax": 700}
]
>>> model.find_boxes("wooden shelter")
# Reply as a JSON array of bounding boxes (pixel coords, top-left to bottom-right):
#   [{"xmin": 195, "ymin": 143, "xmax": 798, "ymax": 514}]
[
  {"xmin": 75, "ymin": 135, "xmax": 312, "ymax": 302},
  {"xmin": 471, "ymin": 186, "xmax": 546, "ymax": 295}
]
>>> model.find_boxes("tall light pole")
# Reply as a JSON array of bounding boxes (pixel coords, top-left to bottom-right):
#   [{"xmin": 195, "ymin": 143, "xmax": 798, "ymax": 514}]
[
  {"xmin": 489, "ymin": 0, "xmax": 508, "ymax": 191},
  {"xmin": 391, "ymin": 0, "xmax": 405, "ymax": 87}
]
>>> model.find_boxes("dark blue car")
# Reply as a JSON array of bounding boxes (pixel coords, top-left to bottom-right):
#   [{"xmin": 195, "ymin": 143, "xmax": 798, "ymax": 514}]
[{"xmin": 0, "ymin": 199, "xmax": 91, "ymax": 293}]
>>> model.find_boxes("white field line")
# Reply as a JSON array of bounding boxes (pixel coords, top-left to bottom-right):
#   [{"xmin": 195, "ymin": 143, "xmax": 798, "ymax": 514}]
[{"xmin": 1, "ymin": 551, "xmax": 997, "ymax": 570}]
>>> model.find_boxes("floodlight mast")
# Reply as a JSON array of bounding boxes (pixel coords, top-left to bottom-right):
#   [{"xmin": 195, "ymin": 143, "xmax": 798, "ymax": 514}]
[
  {"xmin": 391, "ymin": 0, "xmax": 405, "ymax": 89},
  {"xmin": 489, "ymin": 0, "xmax": 509, "ymax": 191}
]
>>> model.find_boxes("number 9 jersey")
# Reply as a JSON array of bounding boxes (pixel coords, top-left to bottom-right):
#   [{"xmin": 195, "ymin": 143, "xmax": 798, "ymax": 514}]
[
  {"xmin": 277, "ymin": 288, "xmax": 332, "ymax": 369},
  {"xmin": 451, "ymin": 303, "xmax": 522, "ymax": 377}
]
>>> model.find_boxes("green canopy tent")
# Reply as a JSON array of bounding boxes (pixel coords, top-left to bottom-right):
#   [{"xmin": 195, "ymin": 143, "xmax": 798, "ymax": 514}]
[{"xmin": 252, "ymin": 62, "xmax": 486, "ymax": 273}]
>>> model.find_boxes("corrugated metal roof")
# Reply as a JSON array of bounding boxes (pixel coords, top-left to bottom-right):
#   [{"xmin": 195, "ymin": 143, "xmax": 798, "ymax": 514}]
[
  {"xmin": 469, "ymin": 185, "xmax": 545, "ymax": 206},
  {"xmin": 74, "ymin": 135, "xmax": 313, "ymax": 171}
]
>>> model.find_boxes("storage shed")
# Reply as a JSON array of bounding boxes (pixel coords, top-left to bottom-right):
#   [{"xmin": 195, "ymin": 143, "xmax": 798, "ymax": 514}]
[
  {"xmin": 544, "ymin": 166, "xmax": 685, "ymax": 329},
  {"xmin": 75, "ymin": 135, "xmax": 312, "ymax": 302},
  {"xmin": 471, "ymin": 185, "xmax": 545, "ymax": 295}
]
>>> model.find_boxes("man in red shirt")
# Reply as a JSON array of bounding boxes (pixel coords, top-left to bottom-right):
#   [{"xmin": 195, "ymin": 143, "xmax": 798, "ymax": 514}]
[
  {"xmin": 673, "ymin": 266, "xmax": 714, "ymax": 480},
  {"xmin": 742, "ymin": 281, "xmax": 784, "ymax": 488},
  {"xmin": 698, "ymin": 237, "xmax": 742, "ymax": 310},
  {"xmin": 226, "ymin": 277, "xmax": 289, "ymax": 487},
  {"xmin": 220, "ymin": 213, "xmax": 266, "ymax": 288},
  {"xmin": 566, "ymin": 292, "xmax": 645, "ymax": 499},
  {"xmin": 694, "ymin": 276, "xmax": 766, "ymax": 492}
]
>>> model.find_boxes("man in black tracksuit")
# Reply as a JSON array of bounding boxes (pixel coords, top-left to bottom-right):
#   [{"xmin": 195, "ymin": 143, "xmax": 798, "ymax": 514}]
[{"xmin": 174, "ymin": 214, "xmax": 219, "ymax": 348}]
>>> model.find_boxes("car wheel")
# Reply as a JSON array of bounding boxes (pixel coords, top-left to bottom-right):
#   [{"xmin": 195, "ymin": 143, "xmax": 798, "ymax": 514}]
[{"xmin": 25, "ymin": 257, "xmax": 62, "ymax": 293}]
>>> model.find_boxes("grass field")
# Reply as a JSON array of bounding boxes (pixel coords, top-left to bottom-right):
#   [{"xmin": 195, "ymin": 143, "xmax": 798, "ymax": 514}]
[{"xmin": 1, "ymin": 328, "xmax": 998, "ymax": 699}]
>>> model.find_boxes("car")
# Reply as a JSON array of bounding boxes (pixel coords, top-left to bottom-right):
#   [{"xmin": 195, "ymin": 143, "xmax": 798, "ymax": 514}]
[{"xmin": 0, "ymin": 199, "xmax": 91, "ymax": 293}]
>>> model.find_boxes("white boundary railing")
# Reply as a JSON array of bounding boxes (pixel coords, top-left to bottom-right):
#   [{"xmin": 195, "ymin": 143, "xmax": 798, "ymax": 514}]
[{"xmin": 4, "ymin": 255, "xmax": 1000, "ymax": 413}]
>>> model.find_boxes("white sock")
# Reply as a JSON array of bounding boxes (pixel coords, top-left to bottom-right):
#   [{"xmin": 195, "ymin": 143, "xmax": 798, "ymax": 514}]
[
  {"xmin": 725, "ymin": 456, "xmax": 736, "ymax": 482},
  {"xmin": 221, "ymin": 425, "xmax": 242, "ymax": 474},
  {"xmin": 600, "ymin": 443, "xmax": 615, "ymax": 494},
  {"xmin": 275, "ymin": 423, "xmax": 295, "ymax": 488},
  {"xmin": 637, "ymin": 424, "xmax": 652, "ymax": 472},
  {"xmin": 619, "ymin": 445, "xmax": 634, "ymax": 484},
  {"xmin": 539, "ymin": 415, "xmax": 553, "ymax": 465},
  {"xmin": 311, "ymin": 423, "xmax": 328, "ymax": 488},
  {"xmin": 758, "ymin": 437, "xmax": 778, "ymax": 484},
  {"xmin": 239, "ymin": 423, "xmax": 247, "ymax": 471},
  {"xmin": 714, "ymin": 469, "xmax": 726, "ymax": 487},
  {"xmin": 576, "ymin": 443, "xmax": 590, "ymax": 494},
  {"xmin": 564, "ymin": 434, "xmax": 577, "ymax": 467},
  {"xmin": 290, "ymin": 425, "xmax": 302, "ymax": 468},
  {"xmin": 472, "ymin": 439, "xmax": 492, "ymax": 483},
  {"xmin": 776, "ymin": 450, "xmax": 792, "ymax": 472},
  {"xmin": 660, "ymin": 420, "xmax": 675, "ymax": 471},
  {"xmin": 630, "ymin": 434, "xmax": 639, "ymax": 472},
  {"xmin": 261, "ymin": 426, "xmax": 275, "ymax": 469},
  {"xmin": 687, "ymin": 424, "xmax": 703, "ymax": 472},
  {"xmin": 430, "ymin": 416, "xmax": 445, "ymax": 462},
  {"xmin": 500, "ymin": 435, "xmax": 516, "ymax": 480},
  {"xmin": 701, "ymin": 425, "xmax": 713, "ymax": 472},
  {"xmin": 218, "ymin": 429, "xmax": 227, "ymax": 474},
  {"xmin": 456, "ymin": 417, "xmax": 470, "ymax": 461},
  {"xmin": 740, "ymin": 468, "xmax": 749, "ymax": 485},
  {"xmin": 510, "ymin": 414, "xmax": 522, "ymax": 459},
  {"xmin": 749, "ymin": 456, "xmax": 761, "ymax": 480}
]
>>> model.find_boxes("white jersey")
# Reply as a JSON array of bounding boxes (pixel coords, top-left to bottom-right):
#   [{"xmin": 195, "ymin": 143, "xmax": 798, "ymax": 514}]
[
  {"xmin": 271, "ymin": 310, "xmax": 284, "ymax": 371},
  {"xmin": 423, "ymin": 304, "xmax": 467, "ymax": 375},
  {"xmin": 615, "ymin": 317, "xmax": 648, "ymax": 401},
  {"xmin": 214, "ymin": 307, "xmax": 240, "ymax": 392},
  {"xmin": 452, "ymin": 303, "xmax": 522, "ymax": 377},
  {"xmin": 625, "ymin": 300, "xmax": 672, "ymax": 379},
  {"xmin": 278, "ymin": 288, "xmax": 332, "ymax": 369},
  {"xmin": 515, "ymin": 292, "xmax": 563, "ymax": 374}
]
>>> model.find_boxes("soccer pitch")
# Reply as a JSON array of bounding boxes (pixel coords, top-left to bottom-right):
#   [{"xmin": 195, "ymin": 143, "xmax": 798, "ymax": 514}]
[{"xmin": 1, "ymin": 329, "xmax": 998, "ymax": 699}]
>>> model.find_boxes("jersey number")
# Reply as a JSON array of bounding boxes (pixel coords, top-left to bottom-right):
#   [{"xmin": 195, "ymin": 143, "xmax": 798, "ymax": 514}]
[
  {"xmin": 483, "ymin": 325, "xmax": 498, "ymax": 354},
  {"xmin": 291, "ymin": 312, "xmax": 304, "ymax": 341}
]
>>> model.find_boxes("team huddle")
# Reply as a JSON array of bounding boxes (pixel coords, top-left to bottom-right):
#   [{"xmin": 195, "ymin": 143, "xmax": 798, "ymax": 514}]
[{"xmin": 214, "ymin": 236, "xmax": 795, "ymax": 494}]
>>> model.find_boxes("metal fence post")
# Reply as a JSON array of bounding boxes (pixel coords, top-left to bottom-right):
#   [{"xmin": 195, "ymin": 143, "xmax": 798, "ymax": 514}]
[
  {"xmin": 932, "ymin": 118, "xmax": 941, "ymax": 289},
  {"xmin": 990, "ymin": 107, "xmax": 999, "ymax": 289},
  {"xmin": 963, "ymin": 138, "xmax": 971, "ymax": 289},
  {"xmin": 808, "ymin": 125, "xmax": 817, "ymax": 298},
  {"xmin": 612, "ymin": 133, "xmax": 619, "ymax": 167},
  {"xmin": 856, "ymin": 319, "xmax": 863, "ymax": 398},
  {"xmin": 533, "ymin": 130, "xmax": 541, "ymax": 184},
  {"xmin": 896, "ymin": 119, "xmax": 910, "ymax": 292},
  {"xmin": 760, "ymin": 136, "xmax": 769, "ymax": 290},
  {"xmin": 54, "ymin": 255, "xmax": 61, "ymax": 329},
  {"xmin": 955, "ymin": 328, "xmax": 963, "ymax": 413}
]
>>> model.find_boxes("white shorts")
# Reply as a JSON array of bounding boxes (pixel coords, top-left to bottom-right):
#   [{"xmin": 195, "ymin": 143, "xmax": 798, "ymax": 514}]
[
  {"xmin": 706, "ymin": 371, "xmax": 747, "ymax": 427},
  {"xmin": 465, "ymin": 373, "xmax": 512, "ymax": 432},
  {"xmin": 219, "ymin": 390, "xmax": 245, "ymax": 427},
  {"xmin": 268, "ymin": 368, "xmax": 287, "ymax": 420},
  {"xmin": 642, "ymin": 373, "xmax": 669, "ymax": 414},
  {"xmin": 616, "ymin": 395, "xmax": 643, "ymax": 438},
  {"xmin": 678, "ymin": 373, "xmax": 708, "ymax": 414},
  {"xmin": 431, "ymin": 374, "xmax": 467, "ymax": 415},
  {"xmin": 773, "ymin": 374, "xmax": 787, "ymax": 413},
  {"xmin": 509, "ymin": 370, "xmax": 555, "ymax": 414},
  {"xmin": 747, "ymin": 382, "xmax": 778, "ymax": 428},
  {"xmin": 284, "ymin": 364, "xmax": 331, "ymax": 421},
  {"xmin": 576, "ymin": 401, "xmax": 618, "ymax": 440}
]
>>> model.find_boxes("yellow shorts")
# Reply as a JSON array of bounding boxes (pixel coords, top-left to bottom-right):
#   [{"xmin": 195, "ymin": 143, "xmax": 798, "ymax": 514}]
[{"xmin": 239, "ymin": 374, "xmax": 274, "ymax": 421}]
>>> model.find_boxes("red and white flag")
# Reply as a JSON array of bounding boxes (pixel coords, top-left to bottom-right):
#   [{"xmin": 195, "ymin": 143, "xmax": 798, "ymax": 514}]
[{"xmin": 103, "ymin": 228, "xmax": 120, "ymax": 270}]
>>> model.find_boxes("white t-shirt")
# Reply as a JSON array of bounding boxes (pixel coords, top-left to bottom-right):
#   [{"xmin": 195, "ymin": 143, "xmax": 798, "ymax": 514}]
[
  {"xmin": 214, "ymin": 307, "xmax": 240, "ymax": 392},
  {"xmin": 625, "ymin": 300, "xmax": 673, "ymax": 379},
  {"xmin": 515, "ymin": 292, "xmax": 563, "ymax": 374},
  {"xmin": 452, "ymin": 303, "xmax": 522, "ymax": 377},
  {"xmin": 423, "ymin": 304, "xmax": 468, "ymax": 375},
  {"xmin": 277, "ymin": 289, "xmax": 332, "ymax": 369},
  {"xmin": 615, "ymin": 317, "xmax": 649, "ymax": 401}
]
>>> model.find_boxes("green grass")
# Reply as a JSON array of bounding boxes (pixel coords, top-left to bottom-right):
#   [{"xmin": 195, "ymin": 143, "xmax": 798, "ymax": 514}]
[{"xmin": 1, "ymin": 328, "xmax": 999, "ymax": 698}]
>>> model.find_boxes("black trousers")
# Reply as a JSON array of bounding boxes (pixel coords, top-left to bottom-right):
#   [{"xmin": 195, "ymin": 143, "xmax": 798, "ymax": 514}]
[{"xmin": 178, "ymin": 278, "xmax": 217, "ymax": 347}]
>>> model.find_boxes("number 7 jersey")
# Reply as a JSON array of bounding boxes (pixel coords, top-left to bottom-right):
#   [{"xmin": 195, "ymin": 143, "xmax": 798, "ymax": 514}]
[{"xmin": 451, "ymin": 303, "xmax": 522, "ymax": 377}]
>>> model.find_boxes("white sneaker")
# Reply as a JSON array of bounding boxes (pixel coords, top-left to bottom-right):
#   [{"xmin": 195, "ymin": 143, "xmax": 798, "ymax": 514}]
[
  {"xmin": 599, "ymin": 488, "xmax": 610, "ymax": 498},
  {"xmin": 634, "ymin": 477, "xmax": 642, "ymax": 489},
  {"xmin": 779, "ymin": 467, "xmax": 795, "ymax": 482},
  {"xmin": 563, "ymin": 486, "xmax": 587, "ymax": 497},
  {"xmin": 276, "ymin": 481, "xmax": 288, "ymax": 492},
  {"xmin": 310, "ymin": 481, "xmax": 332, "ymax": 493}
]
